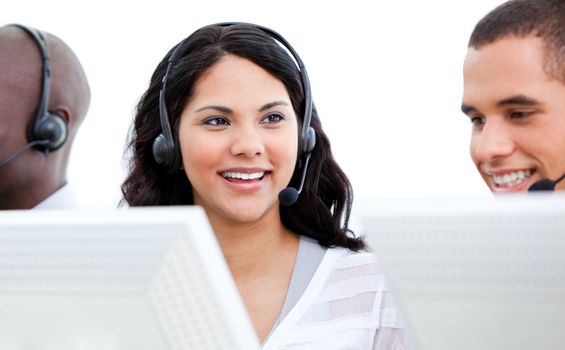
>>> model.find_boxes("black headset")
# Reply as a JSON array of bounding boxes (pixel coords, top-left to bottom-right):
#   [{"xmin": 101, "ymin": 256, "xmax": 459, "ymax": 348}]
[
  {"xmin": 11, "ymin": 24, "xmax": 68, "ymax": 153},
  {"xmin": 152, "ymin": 22, "xmax": 316, "ymax": 177}
]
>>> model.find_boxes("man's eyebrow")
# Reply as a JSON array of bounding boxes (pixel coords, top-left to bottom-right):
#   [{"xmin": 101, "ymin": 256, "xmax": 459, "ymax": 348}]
[
  {"xmin": 461, "ymin": 95, "xmax": 542, "ymax": 115},
  {"xmin": 496, "ymin": 95, "xmax": 541, "ymax": 108},
  {"xmin": 259, "ymin": 101, "xmax": 291, "ymax": 112},
  {"xmin": 461, "ymin": 104, "xmax": 477, "ymax": 115},
  {"xmin": 195, "ymin": 105, "xmax": 233, "ymax": 114}
]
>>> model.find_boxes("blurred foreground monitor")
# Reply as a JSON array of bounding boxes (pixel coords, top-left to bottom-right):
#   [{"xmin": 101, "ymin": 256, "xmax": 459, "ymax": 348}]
[
  {"xmin": 356, "ymin": 193, "xmax": 565, "ymax": 350},
  {"xmin": 0, "ymin": 207, "xmax": 261, "ymax": 350}
]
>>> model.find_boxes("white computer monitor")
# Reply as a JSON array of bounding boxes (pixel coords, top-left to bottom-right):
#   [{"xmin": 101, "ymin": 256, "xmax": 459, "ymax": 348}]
[
  {"xmin": 0, "ymin": 206, "xmax": 261, "ymax": 350},
  {"xmin": 355, "ymin": 193, "xmax": 565, "ymax": 350}
]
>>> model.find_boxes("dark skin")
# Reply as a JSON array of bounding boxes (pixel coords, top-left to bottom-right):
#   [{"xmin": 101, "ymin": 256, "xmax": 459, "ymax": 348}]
[{"xmin": 0, "ymin": 25, "xmax": 90, "ymax": 209}]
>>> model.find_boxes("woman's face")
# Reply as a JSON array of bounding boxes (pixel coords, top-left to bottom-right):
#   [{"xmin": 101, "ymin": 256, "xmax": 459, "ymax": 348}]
[{"xmin": 179, "ymin": 54, "xmax": 298, "ymax": 224}]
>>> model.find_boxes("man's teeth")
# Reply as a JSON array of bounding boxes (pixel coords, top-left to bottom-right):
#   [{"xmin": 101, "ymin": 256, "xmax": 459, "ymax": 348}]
[
  {"xmin": 492, "ymin": 169, "xmax": 532, "ymax": 186},
  {"xmin": 222, "ymin": 171, "xmax": 264, "ymax": 180}
]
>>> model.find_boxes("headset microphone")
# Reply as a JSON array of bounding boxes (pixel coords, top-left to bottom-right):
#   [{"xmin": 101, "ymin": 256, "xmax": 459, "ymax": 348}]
[
  {"xmin": 528, "ymin": 173, "xmax": 565, "ymax": 192},
  {"xmin": 278, "ymin": 188, "xmax": 299, "ymax": 207},
  {"xmin": 279, "ymin": 126, "xmax": 316, "ymax": 206},
  {"xmin": 279, "ymin": 154, "xmax": 312, "ymax": 206},
  {"xmin": 0, "ymin": 140, "xmax": 50, "ymax": 169}
]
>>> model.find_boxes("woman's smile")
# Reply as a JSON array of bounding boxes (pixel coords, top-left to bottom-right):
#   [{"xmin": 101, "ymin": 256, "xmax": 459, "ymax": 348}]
[{"xmin": 220, "ymin": 168, "xmax": 272, "ymax": 191}]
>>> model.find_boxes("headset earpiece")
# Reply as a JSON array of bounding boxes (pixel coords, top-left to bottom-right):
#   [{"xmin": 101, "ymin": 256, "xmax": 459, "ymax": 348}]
[
  {"xmin": 152, "ymin": 74, "xmax": 181, "ymax": 173},
  {"xmin": 34, "ymin": 112, "xmax": 68, "ymax": 152},
  {"xmin": 303, "ymin": 126, "xmax": 316, "ymax": 155},
  {"xmin": 152, "ymin": 133, "xmax": 180, "ymax": 173}
]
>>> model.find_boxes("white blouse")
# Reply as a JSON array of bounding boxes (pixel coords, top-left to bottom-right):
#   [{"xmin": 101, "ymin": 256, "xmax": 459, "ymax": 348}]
[{"xmin": 263, "ymin": 246, "xmax": 412, "ymax": 350}]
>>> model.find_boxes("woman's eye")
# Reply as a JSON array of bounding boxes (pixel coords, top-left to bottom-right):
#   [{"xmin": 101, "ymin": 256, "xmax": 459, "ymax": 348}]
[
  {"xmin": 203, "ymin": 116, "xmax": 229, "ymax": 126},
  {"xmin": 260, "ymin": 113, "xmax": 284, "ymax": 124}
]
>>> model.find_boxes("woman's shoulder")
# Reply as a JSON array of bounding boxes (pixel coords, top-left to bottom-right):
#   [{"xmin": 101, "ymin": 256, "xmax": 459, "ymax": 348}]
[
  {"xmin": 331, "ymin": 246, "xmax": 380, "ymax": 263},
  {"xmin": 326, "ymin": 246, "xmax": 384, "ymax": 277},
  {"xmin": 321, "ymin": 246, "xmax": 389, "ymax": 298}
]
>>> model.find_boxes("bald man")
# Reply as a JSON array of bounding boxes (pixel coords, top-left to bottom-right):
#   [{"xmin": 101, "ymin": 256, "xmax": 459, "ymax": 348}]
[{"xmin": 0, "ymin": 24, "xmax": 90, "ymax": 209}]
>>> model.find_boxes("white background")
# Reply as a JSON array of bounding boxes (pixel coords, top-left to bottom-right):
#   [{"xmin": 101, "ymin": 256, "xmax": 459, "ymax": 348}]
[{"xmin": 3, "ymin": 0, "xmax": 506, "ymax": 208}]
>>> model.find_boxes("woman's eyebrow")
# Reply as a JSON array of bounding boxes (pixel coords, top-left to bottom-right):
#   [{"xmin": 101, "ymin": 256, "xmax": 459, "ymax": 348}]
[
  {"xmin": 195, "ymin": 105, "xmax": 233, "ymax": 114},
  {"xmin": 259, "ymin": 101, "xmax": 291, "ymax": 112}
]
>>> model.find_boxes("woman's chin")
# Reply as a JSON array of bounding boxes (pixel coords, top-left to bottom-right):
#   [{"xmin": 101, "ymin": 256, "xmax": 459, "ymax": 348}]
[{"xmin": 217, "ymin": 200, "xmax": 279, "ymax": 224}]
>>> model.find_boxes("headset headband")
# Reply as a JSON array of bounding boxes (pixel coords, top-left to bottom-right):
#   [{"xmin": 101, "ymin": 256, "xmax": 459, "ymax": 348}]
[{"xmin": 10, "ymin": 24, "xmax": 52, "ymax": 140}]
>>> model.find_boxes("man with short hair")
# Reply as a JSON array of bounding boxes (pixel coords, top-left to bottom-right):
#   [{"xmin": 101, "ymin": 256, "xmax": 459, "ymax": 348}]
[
  {"xmin": 0, "ymin": 24, "xmax": 90, "ymax": 209},
  {"xmin": 461, "ymin": 0, "xmax": 565, "ymax": 192}
]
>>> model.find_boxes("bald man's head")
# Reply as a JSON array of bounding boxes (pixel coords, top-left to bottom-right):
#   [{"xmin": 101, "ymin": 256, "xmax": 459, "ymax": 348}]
[
  {"xmin": 0, "ymin": 24, "xmax": 90, "ymax": 209},
  {"xmin": 44, "ymin": 30, "xmax": 91, "ymax": 132},
  {"xmin": 0, "ymin": 25, "xmax": 90, "ymax": 132}
]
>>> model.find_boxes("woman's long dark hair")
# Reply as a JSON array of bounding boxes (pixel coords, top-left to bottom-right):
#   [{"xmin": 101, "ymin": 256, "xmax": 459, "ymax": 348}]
[{"xmin": 121, "ymin": 23, "xmax": 364, "ymax": 251}]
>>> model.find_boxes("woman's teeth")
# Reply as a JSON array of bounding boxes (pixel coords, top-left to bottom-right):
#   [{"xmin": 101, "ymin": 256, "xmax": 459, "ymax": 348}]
[{"xmin": 222, "ymin": 171, "xmax": 265, "ymax": 180}]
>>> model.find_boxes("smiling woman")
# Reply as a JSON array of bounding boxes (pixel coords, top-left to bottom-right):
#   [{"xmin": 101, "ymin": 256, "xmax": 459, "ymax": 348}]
[
  {"xmin": 121, "ymin": 23, "xmax": 411, "ymax": 349},
  {"xmin": 179, "ymin": 55, "xmax": 299, "ymax": 224}
]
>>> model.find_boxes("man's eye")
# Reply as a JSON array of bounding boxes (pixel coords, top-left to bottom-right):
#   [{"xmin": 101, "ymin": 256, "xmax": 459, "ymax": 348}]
[
  {"xmin": 510, "ymin": 111, "xmax": 532, "ymax": 119},
  {"xmin": 470, "ymin": 116, "xmax": 485, "ymax": 127}
]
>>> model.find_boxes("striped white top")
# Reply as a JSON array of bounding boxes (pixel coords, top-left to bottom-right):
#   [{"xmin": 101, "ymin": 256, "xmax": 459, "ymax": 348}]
[{"xmin": 263, "ymin": 247, "xmax": 412, "ymax": 350}]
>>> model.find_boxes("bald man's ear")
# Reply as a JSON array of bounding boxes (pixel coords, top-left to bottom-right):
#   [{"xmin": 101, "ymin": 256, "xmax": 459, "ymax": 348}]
[{"xmin": 51, "ymin": 105, "xmax": 72, "ymax": 126}]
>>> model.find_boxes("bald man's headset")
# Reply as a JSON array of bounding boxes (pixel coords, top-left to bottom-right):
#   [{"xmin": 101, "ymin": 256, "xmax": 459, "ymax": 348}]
[
  {"xmin": 0, "ymin": 24, "xmax": 68, "ymax": 168},
  {"xmin": 152, "ymin": 22, "xmax": 316, "ymax": 206}
]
